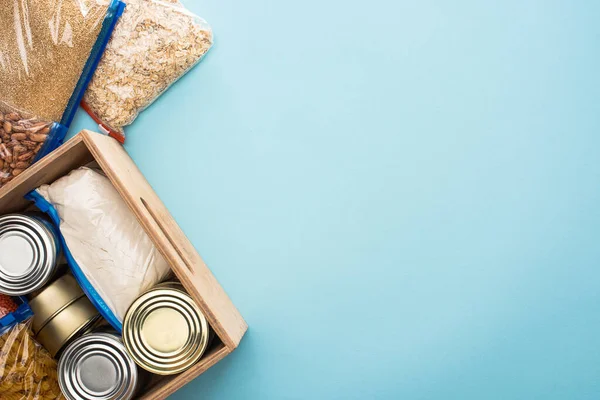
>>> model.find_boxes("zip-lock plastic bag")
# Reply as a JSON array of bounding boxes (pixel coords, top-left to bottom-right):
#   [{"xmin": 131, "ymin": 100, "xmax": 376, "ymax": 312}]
[
  {"xmin": 82, "ymin": 0, "xmax": 213, "ymax": 143},
  {"xmin": 0, "ymin": 296, "xmax": 64, "ymax": 399},
  {"xmin": 0, "ymin": 0, "xmax": 125, "ymax": 188},
  {"xmin": 28, "ymin": 167, "xmax": 171, "ymax": 332}
]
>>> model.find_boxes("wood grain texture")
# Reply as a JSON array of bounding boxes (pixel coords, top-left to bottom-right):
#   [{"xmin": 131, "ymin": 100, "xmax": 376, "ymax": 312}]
[
  {"xmin": 81, "ymin": 130, "xmax": 248, "ymax": 349},
  {"xmin": 0, "ymin": 136, "xmax": 93, "ymax": 213},
  {"xmin": 0, "ymin": 131, "xmax": 247, "ymax": 399},
  {"xmin": 139, "ymin": 344, "xmax": 231, "ymax": 400}
]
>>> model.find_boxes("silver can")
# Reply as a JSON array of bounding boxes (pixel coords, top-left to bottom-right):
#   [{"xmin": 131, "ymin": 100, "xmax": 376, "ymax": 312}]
[
  {"xmin": 58, "ymin": 332, "xmax": 142, "ymax": 400},
  {"xmin": 0, "ymin": 213, "xmax": 60, "ymax": 295}
]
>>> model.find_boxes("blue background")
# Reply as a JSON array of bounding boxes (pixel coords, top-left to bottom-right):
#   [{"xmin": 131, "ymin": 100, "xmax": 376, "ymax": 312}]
[{"xmin": 69, "ymin": 0, "xmax": 600, "ymax": 399}]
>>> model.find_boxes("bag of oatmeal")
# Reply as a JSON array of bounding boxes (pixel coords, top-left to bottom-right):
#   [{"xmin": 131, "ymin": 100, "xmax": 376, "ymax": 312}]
[{"xmin": 82, "ymin": 0, "xmax": 213, "ymax": 143}]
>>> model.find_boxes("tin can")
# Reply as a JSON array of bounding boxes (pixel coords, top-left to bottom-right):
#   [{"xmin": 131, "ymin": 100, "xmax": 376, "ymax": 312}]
[
  {"xmin": 36, "ymin": 295, "xmax": 100, "ymax": 357},
  {"xmin": 123, "ymin": 282, "xmax": 210, "ymax": 375},
  {"xmin": 59, "ymin": 332, "xmax": 141, "ymax": 400},
  {"xmin": 0, "ymin": 213, "xmax": 60, "ymax": 295},
  {"xmin": 29, "ymin": 273, "xmax": 85, "ymax": 334}
]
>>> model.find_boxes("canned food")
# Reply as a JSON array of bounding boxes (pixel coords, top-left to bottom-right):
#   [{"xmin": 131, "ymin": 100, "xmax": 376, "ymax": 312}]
[
  {"xmin": 59, "ymin": 332, "xmax": 141, "ymax": 400},
  {"xmin": 36, "ymin": 295, "xmax": 100, "ymax": 357},
  {"xmin": 0, "ymin": 213, "xmax": 60, "ymax": 295},
  {"xmin": 29, "ymin": 273, "xmax": 85, "ymax": 334},
  {"xmin": 123, "ymin": 282, "xmax": 210, "ymax": 375}
]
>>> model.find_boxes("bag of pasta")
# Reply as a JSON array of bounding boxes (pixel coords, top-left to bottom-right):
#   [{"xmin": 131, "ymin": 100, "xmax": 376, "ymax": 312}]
[{"xmin": 0, "ymin": 295, "xmax": 64, "ymax": 399}]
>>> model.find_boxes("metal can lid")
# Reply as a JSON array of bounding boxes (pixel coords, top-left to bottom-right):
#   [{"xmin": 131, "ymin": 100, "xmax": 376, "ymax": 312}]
[
  {"xmin": 123, "ymin": 284, "xmax": 209, "ymax": 375},
  {"xmin": 59, "ymin": 332, "xmax": 140, "ymax": 400},
  {"xmin": 0, "ymin": 214, "xmax": 58, "ymax": 295},
  {"xmin": 36, "ymin": 295, "xmax": 100, "ymax": 357},
  {"xmin": 29, "ymin": 273, "xmax": 85, "ymax": 334}
]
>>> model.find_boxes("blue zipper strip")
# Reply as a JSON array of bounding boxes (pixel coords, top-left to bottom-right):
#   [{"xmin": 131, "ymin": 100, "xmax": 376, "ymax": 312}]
[
  {"xmin": 32, "ymin": 122, "xmax": 68, "ymax": 163},
  {"xmin": 32, "ymin": 0, "xmax": 125, "ymax": 163},
  {"xmin": 0, "ymin": 296, "xmax": 33, "ymax": 335},
  {"xmin": 60, "ymin": 0, "xmax": 126, "ymax": 128}
]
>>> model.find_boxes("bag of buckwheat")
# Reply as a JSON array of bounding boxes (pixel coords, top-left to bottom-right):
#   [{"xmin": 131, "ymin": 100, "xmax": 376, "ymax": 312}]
[
  {"xmin": 82, "ymin": 0, "xmax": 214, "ymax": 143},
  {"xmin": 0, "ymin": 0, "xmax": 124, "ymax": 188}
]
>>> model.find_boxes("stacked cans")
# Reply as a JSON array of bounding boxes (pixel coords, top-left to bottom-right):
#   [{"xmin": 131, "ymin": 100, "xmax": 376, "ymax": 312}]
[
  {"xmin": 0, "ymin": 210, "xmax": 213, "ymax": 398},
  {"xmin": 0, "ymin": 214, "xmax": 60, "ymax": 295},
  {"xmin": 57, "ymin": 282, "xmax": 212, "ymax": 399},
  {"xmin": 29, "ymin": 274, "xmax": 100, "ymax": 357}
]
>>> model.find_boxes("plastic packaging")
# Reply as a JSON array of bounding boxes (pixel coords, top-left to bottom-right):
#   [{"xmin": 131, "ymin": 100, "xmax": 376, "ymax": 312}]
[
  {"xmin": 0, "ymin": 104, "xmax": 62, "ymax": 186},
  {"xmin": 82, "ymin": 0, "xmax": 213, "ymax": 142},
  {"xmin": 0, "ymin": 298, "xmax": 62, "ymax": 399},
  {"xmin": 0, "ymin": 295, "xmax": 18, "ymax": 318},
  {"xmin": 0, "ymin": 321, "xmax": 64, "ymax": 399},
  {"xmin": 28, "ymin": 167, "xmax": 171, "ymax": 332},
  {"xmin": 0, "ymin": 0, "xmax": 125, "ymax": 188},
  {"xmin": 0, "ymin": 296, "xmax": 33, "ymax": 332}
]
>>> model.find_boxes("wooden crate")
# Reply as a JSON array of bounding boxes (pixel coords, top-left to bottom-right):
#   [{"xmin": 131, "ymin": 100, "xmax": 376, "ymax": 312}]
[{"xmin": 0, "ymin": 130, "xmax": 247, "ymax": 399}]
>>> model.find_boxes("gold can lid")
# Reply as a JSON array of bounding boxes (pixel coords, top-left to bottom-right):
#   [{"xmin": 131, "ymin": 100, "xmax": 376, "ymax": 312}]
[
  {"xmin": 36, "ymin": 295, "xmax": 100, "ymax": 357},
  {"xmin": 123, "ymin": 284, "xmax": 209, "ymax": 375},
  {"xmin": 29, "ymin": 273, "xmax": 84, "ymax": 334}
]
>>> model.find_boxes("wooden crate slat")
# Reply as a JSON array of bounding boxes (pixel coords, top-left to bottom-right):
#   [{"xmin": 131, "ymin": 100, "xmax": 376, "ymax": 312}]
[{"xmin": 0, "ymin": 132, "xmax": 247, "ymax": 399}]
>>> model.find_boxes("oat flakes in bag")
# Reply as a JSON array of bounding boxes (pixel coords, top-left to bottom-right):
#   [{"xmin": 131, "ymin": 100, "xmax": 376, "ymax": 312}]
[{"xmin": 83, "ymin": 0, "xmax": 214, "ymax": 143}]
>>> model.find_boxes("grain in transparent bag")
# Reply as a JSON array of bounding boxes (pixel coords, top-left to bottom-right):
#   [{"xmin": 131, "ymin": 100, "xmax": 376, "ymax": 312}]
[
  {"xmin": 0, "ymin": 0, "xmax": 125, "ymax": 188},
  {"xmin": 82, "ymin": 0, "xmax": 214, "ymax": 143}
]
